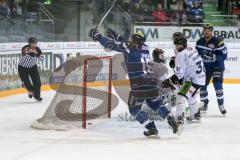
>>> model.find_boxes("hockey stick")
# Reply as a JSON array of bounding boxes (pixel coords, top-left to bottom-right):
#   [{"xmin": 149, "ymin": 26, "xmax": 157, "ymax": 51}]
[
  {"xmin": 115, "ymin": 2, "xmax": 131, "ymax": 20},
  {"xmin": 95, "ymin": 0, "xmax": 117, "ymax": 29}
]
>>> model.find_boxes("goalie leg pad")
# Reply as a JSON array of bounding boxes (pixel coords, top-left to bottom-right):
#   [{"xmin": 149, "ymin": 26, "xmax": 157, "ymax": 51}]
[
  {"xmin": 188, "ymin": 96, "xmax": 199, "ymax": 116},
  {"xmin": 176, "ymin": 94, "xmax": 186, "ymax": 117}
]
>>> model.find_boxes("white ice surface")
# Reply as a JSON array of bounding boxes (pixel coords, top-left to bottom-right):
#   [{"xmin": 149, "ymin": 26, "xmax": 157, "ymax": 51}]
[{"xmin": 0, "ymin": 84, "xmax": 240, "ymax": 160}]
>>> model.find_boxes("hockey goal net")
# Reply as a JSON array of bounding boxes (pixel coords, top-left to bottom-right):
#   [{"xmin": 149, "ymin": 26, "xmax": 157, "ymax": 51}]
[{"xmin": 31, "ymin": 56, "xmax": 113, "ymax": 130}]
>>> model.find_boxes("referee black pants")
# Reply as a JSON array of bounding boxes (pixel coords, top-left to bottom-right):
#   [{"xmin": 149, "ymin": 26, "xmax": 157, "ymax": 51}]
[{"xmin": 18, "ymin": 65, "xmax": 41, "ymax": 99}]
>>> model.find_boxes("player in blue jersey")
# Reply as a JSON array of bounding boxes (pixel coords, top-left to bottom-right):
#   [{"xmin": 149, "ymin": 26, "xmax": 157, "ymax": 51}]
[
  {"xmin": 196, "ymin": 24, "xmax": 228, "ymax": 115},
  {"xmin": 88, "ymin": 28, "xmax": 177, "ymax": 136}
]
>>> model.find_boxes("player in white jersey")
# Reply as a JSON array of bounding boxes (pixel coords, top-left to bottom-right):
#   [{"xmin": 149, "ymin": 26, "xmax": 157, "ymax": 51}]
[{"xmin": 161, "ymin": 32, "xmax": 206, "ymax": 135}]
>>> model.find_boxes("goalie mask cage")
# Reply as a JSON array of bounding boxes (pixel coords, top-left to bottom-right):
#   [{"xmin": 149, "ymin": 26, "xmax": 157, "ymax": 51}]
[{"xmin": 31, "ymin": 56, "xmax": 112, "ymax": 130}]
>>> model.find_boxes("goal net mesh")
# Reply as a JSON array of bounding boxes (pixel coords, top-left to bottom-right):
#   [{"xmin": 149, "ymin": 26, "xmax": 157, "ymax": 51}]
[{"xmin": 31, "ymin": 55, "xmax": 112, "ymax": 130}]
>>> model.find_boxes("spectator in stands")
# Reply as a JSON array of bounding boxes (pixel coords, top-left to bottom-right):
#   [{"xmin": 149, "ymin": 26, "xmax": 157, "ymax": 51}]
[
  {"xmin": 230, "ymin": 0, "xmax": 240, "ymax": 15},
  {"xmin": 129, "ymin": 2, "xmax": 145, "ymax": 22},
  {"xmin": 185, "ymin": 0, "xmax": 203, "ymax": 10},
  {"xmin": 23, "ymin": 0, "xmax": 40, "ymax": 22},
  {"xmin": 151, "ymin": 3, "xmax": 168, "ymax": 23},
  {"xmin": 169, "ymin": 0, "xmax": 178, "ymax": 10},
  {"xmin": 187, "ymin": 0, "xmax": 204, "ymax": 24},
  {"xmin": 175, "ymin": 0, "xmax": 187, "ymax": 25},
  {"xmin": 121, "ymin": 0, "xmax": 131, "ymax": 12},
  {"xmin": 9, "ymin": 0, "xmax": 23, "ymax": 18},
  {"xmin": 151, "ymin": 0, "xmax": 165, "ymax": 8},
  {"xmin": 167, "ymin": 0, "xmax": 187, "ymax": 25},
  {"xmin": 140, "ymin": 0, "xmax": 153, "ymax": 15},
  {"xmin": 0, "ymin": 0, "xmax": 10, "ymax": 18}
]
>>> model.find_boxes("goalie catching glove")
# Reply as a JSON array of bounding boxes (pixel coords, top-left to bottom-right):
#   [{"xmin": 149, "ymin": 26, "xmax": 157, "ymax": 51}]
[
  {"xmin": 161, "ymin": 78, "xmax": 175, "ymax": 90},
  {"xmin": 161, "ymin": 74, "xmax": 183, "ymax": 90},
  {"xmin": 161, "ymin": 74, "xmax": 178, "ymax": 90}
]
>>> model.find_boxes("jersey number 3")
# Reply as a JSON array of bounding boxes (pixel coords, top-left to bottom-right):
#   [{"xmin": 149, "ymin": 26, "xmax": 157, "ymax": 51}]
[{"xmin": 196, "ymin": 60, "xmax": 203, "ymax": 74}]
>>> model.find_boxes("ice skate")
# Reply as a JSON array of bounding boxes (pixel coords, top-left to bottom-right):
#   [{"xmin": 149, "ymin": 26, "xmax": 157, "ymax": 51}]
[
  {"xmin": 167, "ymin": 115, "xmax": 184, "ymax": 135},
  {"xmin": 35, "ymin": 97, "xmax": 43, "ymax": 102},
  {"xmin": 143, "ymin": 121, "xmax": 158, "ymax": 136},
  {"xmin": 28, "ymin": 91, "xmax": 33, "ymax": 98},
  {"xmin": 186, "ymin": 110, "xmax": 201, "ymax": 122},
  {"xmin": 219, "ymin": 105, "xmax": 227, "ymax": 115},
  {"xmin": 200, "ymin": 103, "xmax": 208, "ymax": 114}
]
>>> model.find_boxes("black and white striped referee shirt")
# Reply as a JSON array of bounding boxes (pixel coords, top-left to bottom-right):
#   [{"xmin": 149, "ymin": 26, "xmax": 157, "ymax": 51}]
[{"xmin": 19, "ymin": 45, "xmax": 44, "ymax": 68}]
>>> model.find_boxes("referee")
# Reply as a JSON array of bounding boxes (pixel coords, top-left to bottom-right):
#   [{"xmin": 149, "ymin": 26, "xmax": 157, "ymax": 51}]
[{"xmin": 18, "ymin": 37, "xmax": 44, "ymax": 102}]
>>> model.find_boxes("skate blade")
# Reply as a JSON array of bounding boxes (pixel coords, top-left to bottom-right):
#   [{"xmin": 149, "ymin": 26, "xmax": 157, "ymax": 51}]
[
  {"xmin": 143, "ymin": 130, "xmax": 159, "ymax": 137},
  {"xmin": 186, "ymin": 119, "xmax": 201, "ymax": 124},
  {"xmin": 200, "ymin": 110, "xmax": 207, "ymax": 114},
  {"xmin": 146, "ymin": 135, "xmax": 160, "ymax": 139},
  {"xmin": 186, "ymin": 117, "xmax": 201, "ymax": 123},
  {"xmin": 221, "ymin": 113, "xmax": 226, "ymax": 117},
  {"xmin": 198, "ymin": 101, "xmax": 205, "ymax": 108}
]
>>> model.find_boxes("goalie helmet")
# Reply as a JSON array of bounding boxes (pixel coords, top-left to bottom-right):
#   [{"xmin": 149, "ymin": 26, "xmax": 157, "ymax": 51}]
[
  {"xmin": 152, "ymin": 48, "xmax": 166, "ymax": 64},
  {"xmin": 172, "ymin": 32, "xmax": 187, "ymax": 47}
]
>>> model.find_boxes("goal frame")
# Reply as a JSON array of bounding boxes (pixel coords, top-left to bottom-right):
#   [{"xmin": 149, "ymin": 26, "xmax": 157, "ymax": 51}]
[{"xmin": 82, "ymin": 56, "xmax": 112, "ymax": 129}]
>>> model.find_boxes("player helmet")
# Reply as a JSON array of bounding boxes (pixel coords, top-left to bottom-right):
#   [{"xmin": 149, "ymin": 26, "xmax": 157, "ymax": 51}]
[
  {"xmin": 172, "ymin": 32, "xmax": 187, "ymax": 47},
  {"xmin": 28, "ymin": 37, "xmax": 38, "ymax": 44},
  {"xmin": 203, "ymin": 23, "xmax": 213, "ymax": 31},
  {"xmin": 131, "ymin": 31, "xmax": 146, "ymax": 44},
  {"xmin": 152, "ymin": 48, "xmax": 166, "ymax": 64}
]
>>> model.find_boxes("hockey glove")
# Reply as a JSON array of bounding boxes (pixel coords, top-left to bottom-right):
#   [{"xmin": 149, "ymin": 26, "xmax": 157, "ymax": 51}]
[
  {"xmin": 202, "ymin": 52, "xmax": 216, "ymax": 62},
  {"xmin": 161, "ymin": 78, "xmax": 176, "ymax": 90},
  {"xmin": 169, "ymin": 56, "xmax": 175, "ymax": 68},
  {"xmin": 88, "ymin": 29, "xmax": 101, "ymax": 41},
  {"xmin": 107, "ymin": 28, "xmax": 125, "ymax": 42},
  {"xmin": 178, "ymin": 78, "xmax": 184, "ymax": 85}
]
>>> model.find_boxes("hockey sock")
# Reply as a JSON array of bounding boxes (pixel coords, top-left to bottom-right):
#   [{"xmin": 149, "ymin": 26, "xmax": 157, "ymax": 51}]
[
  {"xmin": 129, "ymin": 107, "xmax": 149, "ymax": 124},
  {"xmin": 200, "ymin": 88, "xmax": 208, "ymax": 106}
]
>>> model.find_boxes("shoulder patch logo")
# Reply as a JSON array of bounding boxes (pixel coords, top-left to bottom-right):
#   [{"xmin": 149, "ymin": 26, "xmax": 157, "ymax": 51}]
[
  {"xmin": 218, "ymin": 40, "xmax": 224, "ymax": 46},
  {"xmin": 208, "ymin": 44, "xmax": 214, "ymax": 49}
]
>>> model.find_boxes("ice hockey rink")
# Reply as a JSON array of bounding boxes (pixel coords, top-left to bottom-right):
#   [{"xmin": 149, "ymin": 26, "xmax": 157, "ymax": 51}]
[{"xmin": 0, "ymin": 84, "xmax": 240, "ymax": 160}]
